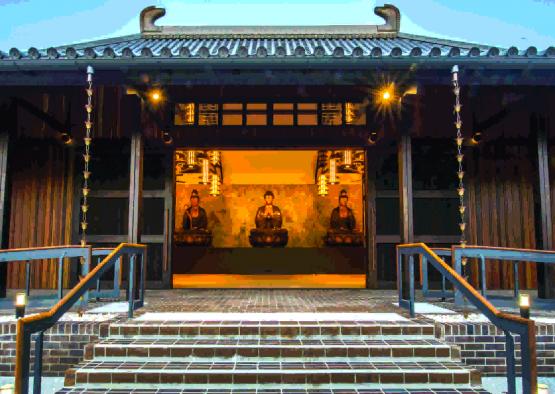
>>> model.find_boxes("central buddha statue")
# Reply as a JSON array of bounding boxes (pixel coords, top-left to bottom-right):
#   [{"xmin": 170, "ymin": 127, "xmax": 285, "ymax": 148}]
[
  {"xmin": 175, "ymin": 189, "xmax": 212, "ymax": 246},
  {"xmin": 249, "ymin": 190, "xmax": 288, "ymax": 247},
  {"xmin": 324, "ymin": 189, "xmax": 363, "ymax": 246}
]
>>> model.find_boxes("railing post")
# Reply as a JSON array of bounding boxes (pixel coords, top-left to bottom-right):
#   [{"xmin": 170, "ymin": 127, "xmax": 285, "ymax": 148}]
[
  {"xmin": 14, "ymin": 326, "xmax": 31, "ymax": 394},
  {"xmin": 397, "ymin": 249, "xmax": 403, "ymax": 307},
  {"xmin": 57, "ymin": 254, "xmax": 65, "ymax": 300},
  {"xmin": 421, "ymin": 255, "xmax": 429, "ymax": 297},
  {"xmin": 479, "ymin": 255, "xmax": 487, "ymax": 297},
  {"xmin": 513, "ymin": 262, "xmax": 520, "ymax": 299},
  {"xmin": 139, "ymin": 251, "xmax": 146, "ymax": 306},
  {"xmin": 113, "ymin": 256, "xmax": 121, "ymax": 297},
  {"xmin": 32, "ymin": 331, "xmax": 44, "ymax": 394},
  {"xmin": 441, "ymin": 256, "xmax": 448, "ymax": 300},
  {"xmin": 504, "ymin": 331, "xmax": 516, "ymax": 394},
  {"xmin": 128, "ymin": 254, "xmax": 135, "ymax": 319},
  {"xmin": 453, "ymin": 250, "xmax": 464, "ymax": 306},
  {"xmin": 520, "ymin": 325, "xmax": 538, "ymax": 394},
  {"xmin": 81, "ymin": 253, "xmax": 90, "ymax": 306},
  {"xmin": 25, "ymin": 260, "xmax": 31, "ymax": 297},
  {"xmin": 409, "ymin": 255, "xmax": 415, "ymax": 317}
]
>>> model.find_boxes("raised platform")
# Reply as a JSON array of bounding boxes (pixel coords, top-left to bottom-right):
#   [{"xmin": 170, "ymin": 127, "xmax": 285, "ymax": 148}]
[
  {"xmin": 172, "ymin": 247, "xmax": 366, "ymax": 274},
  {"xmin": 173, "ymin": 274, "xmax": 366, "ymax": 288}
]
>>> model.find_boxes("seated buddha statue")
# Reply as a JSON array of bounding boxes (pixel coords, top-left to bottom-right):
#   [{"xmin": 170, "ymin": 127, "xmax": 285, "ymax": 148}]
[
  {"xmin": 249, "ymin": 190, "xmax": 288, "ymax": 247},
  {"xmin": 176, "ymin": 189, "xmax": 212, "ymax": 246},
  {"xmin": 324, "ymin": 189, "xmax": 363, "ymax": 246}
]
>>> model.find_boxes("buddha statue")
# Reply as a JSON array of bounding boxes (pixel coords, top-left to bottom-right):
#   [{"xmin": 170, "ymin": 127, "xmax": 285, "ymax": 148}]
[
  {"xmin": 325, "ymin": 189, "xmax": 363, "ymax": 246},
  {"xmin": 249, "ymin": 190, "xmax": 288, "ymax": 247},
  {"xmin": 176, "ymin": 189, "xmax": 212, "ymax": 246}
]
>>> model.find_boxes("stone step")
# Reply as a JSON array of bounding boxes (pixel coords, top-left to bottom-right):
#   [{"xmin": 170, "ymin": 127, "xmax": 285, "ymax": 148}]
[
  {"xmin": 64, "ymin": 360, "xmax": 481, "ymax": 387},
  {"xmin": 108, "ymin": 322, "xmax": 438, "ymax": 339},
  {"xmin": 88, "ymin": 338, "xmax": 458, "ymax": 360},
  {"xmin": 57, "ymin": 388, "xmax": 492, "ymax": 394}
]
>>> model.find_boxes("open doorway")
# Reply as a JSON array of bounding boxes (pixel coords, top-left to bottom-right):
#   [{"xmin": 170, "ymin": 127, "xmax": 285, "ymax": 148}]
[{"xmin": 172, "ymin": 149, "xmax": 367, "ymax": 288}]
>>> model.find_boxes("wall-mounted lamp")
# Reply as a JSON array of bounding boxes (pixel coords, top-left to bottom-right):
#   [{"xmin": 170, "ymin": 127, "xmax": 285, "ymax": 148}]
[
  {"xmin": 518, "ymin": 293, "xmax": 530, "ymax": 319},
  {"xmin": 15, "ymin": 292, "xmax": 26, "ymax": 318},
  {"xmin": 537, "ymin": 383, "xmax": 549, "ymax": 394},
  {"xmin": 162, "ymin": 132, "xmax": 173, "ymax": 145},
  {"xmin": 148, "ymin": 89, "xmax": 163, "ymax": 103},
  {"xmin": 368, "ymin": 132, "xmax": 378, "ymax": 144},
  {"xmin": 60, "ymin": 132, "xmax": 72, "ymax": 145},
  {"xmin": 471, "ymin": 131, "xmax": 482, "ymax": 144}
]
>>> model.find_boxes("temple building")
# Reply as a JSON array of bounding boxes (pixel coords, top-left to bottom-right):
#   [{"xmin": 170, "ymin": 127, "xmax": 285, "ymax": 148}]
[{"xmin": 0, "ymin": 4, "xmax": 554, "ymax": 293}]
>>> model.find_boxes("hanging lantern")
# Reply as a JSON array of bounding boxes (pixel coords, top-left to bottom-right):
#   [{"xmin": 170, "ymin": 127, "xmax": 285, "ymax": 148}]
[
  {"xmin": 329, "ymin": 158, "xmax": 337, "ymax": 184},
  {"xmin": 318, "ymin": 174, "xmax": 328, "ymax": 196},
  {"xmin": 200, "ymin": 158, "xmax": 210, "ymax": 184},
  {"xmin": 343, "ymin": 150, "xmax": 352, "ymax": 167},
  {"xmin": 209, "ymin": 174, "xmax": 220, "ymax": 196},
  {"xmin": 211, "ymin": 150, "xmax": 220, "ymax": 166},
  {"xmin": 187, "ymin": 150, "xmax": 196, "ymax": 168}
]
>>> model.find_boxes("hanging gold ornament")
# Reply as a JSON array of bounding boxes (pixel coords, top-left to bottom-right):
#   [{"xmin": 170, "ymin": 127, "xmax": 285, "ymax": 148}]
[
  {"xmin": 80, "ymin": 65, "xmax": 94, "ymax": 246},
  {"xmin": 452, "ymin": 65, "xmax": 466, "ymax": 247}
]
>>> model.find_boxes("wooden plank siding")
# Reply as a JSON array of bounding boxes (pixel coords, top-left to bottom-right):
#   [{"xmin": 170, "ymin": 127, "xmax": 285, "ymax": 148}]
[
  {"xmin": 6, "ymin": 142, "xmax": 74, "ymax": 289},
  {"xmin": 465, "ymin": 144, "xmax": 537, "ymax": 290}
]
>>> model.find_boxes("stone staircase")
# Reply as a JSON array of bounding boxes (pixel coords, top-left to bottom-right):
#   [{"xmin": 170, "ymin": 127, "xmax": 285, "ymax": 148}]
[{"xmin": 58, "ymin": 318, "xmax": 490, "ymax": 393}]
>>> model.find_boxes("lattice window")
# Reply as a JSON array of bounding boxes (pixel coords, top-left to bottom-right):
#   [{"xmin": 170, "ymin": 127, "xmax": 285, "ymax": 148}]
[
  {"xmin": 321, "ymin": 103, "xmax": 342, "ymax": 126},
  {"xmin": 174, "ymin": 103, "xmax": 195, "ymax": 126},
  {"xmin": 297, "ymin": 103, "xmax": 318, "ymax": 126},
  {"xmin": 198, "ymin": 104, "xmax": 219, "ymax": 126},
  {"xmin": 345, "ymin": 102, "xmax": 366, "ymax": 125}
]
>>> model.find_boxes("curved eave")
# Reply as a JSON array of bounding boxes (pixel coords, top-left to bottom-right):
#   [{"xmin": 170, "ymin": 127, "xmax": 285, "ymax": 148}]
[{"xmin": 1, "ymin": 56, "xmax": 555, "ymax": 72}]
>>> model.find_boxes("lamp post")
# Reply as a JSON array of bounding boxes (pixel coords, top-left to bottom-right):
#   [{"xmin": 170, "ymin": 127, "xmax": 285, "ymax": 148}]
[
  {"xmin": 15, "ymin": 292, "xmax": 26, "ymax": 318},
  {"xmin": 518, "ymin": 293, "xmax": 531, "ymax": 319}
]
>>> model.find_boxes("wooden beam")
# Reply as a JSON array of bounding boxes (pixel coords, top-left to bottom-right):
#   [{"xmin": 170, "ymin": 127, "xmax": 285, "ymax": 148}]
[
  {"xmin": 0, "ymin": 133, "xmax": 9, "ymax": 297},
  {"xmin": 128, "ymin": 132, "xmax": 144, "ymax": 244},
  {"xmin": 365, "ymin": 148, "xmax": 377, "ymax": 288},
  {"xmin": 535, "ymin": 114, "xmax": 554, "ymax": 298}
]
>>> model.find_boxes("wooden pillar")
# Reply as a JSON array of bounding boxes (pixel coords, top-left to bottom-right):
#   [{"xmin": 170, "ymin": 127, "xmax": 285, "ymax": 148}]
[
  {"xmin": 365, "ymin": 148, "xmax": 377, "ymax": 288},
  {"xmin": 398, "ymin": 133, "xmax": 414, "ymax": 298},
  {"xmin": 0, "ymin": 133, "xmax": 9, "ymax": 298},
  {"xmin": 162, "ymin": 150, "xmax": 174, "ymax": 288},
  {"xmin": 128, "ymin": 132, "xmax": 144, "ymax": 244},
  {"xmin": 535, "ymin": 114, "xmax": 554, "ymax": 298},
  {"xmin": 398, "ymin": 134, "xmax": 414, "ymax": 244}
]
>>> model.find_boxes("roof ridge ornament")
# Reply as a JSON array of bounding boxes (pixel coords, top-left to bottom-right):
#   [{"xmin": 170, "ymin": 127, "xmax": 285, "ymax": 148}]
[{"xmin": 139, "ymin": 3, "xmax": 400, "ymax": 37}]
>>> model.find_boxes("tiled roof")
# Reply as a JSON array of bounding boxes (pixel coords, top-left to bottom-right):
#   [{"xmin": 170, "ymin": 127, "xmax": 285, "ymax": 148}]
[
  {"xmin": 1, "ymin": 4, "xmax": 554, "ymax": 63},
  {"xmin": 2, "ymin": 33, "xmax": 554, "ymax": 61}
]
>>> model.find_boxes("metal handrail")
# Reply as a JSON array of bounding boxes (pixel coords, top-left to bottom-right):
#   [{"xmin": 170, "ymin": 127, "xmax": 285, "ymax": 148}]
[
  {"xmin": 14, "ymin": 243, "xmax": 147, "ymax": 394},
  {"xmin": 451, "ymin": 245, "xmax": 555, "ymax": 306},
  {"xmin": 0, "ymin": 246, "xmax": 91, "ymax": 301},
  {"xmin": 397, "ymin": 243, "xmax": 537, "ymax": 394}
]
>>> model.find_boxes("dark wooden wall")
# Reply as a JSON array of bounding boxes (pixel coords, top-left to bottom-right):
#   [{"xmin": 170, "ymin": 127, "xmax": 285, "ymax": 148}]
[
  {"xmin": 466, "ymin": 144, "xmax": 537, "ymax": 289},
  {"xmin": 7, "ymin": 141, "xmax": 74, "ymax": 288}
]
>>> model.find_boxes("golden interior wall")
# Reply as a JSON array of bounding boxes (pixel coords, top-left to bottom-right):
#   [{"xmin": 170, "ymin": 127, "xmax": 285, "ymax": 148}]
[{"xmin": 175, "ymin": 184, "xmax": 363, "ymax": 247}]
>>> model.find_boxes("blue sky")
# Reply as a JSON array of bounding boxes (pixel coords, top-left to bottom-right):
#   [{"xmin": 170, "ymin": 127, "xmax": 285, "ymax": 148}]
[{"xmin": 0, "ymin": 0, "xmax": 554, "ymax": 50}]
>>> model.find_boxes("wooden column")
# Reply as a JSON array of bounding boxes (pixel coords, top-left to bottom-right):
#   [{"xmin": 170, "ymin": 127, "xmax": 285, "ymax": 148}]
[
  {"xmin": 398, "ymin": 133, "xmax": 414, "ymax": 298},
  {"xmin": 0, "ymin": 133, "xmax": 9, "ymax": 298},
  {"xmin": 162, "ymin": 150, "xmax": 174, "ymax": 288},
  {"xmin": 535, "ymin": 114, "xmax": 554, "ymax": 298},
  {"xmin": 365, "ymin": 148, "xmax": 377, "ymax": 288},
  {"xmin": 398, "ymin": 134, "xmax": 414, "ymax": 244},
  {"xmin": 128, "ymin": 132, "xmax": 144, "ymax": 244}
]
